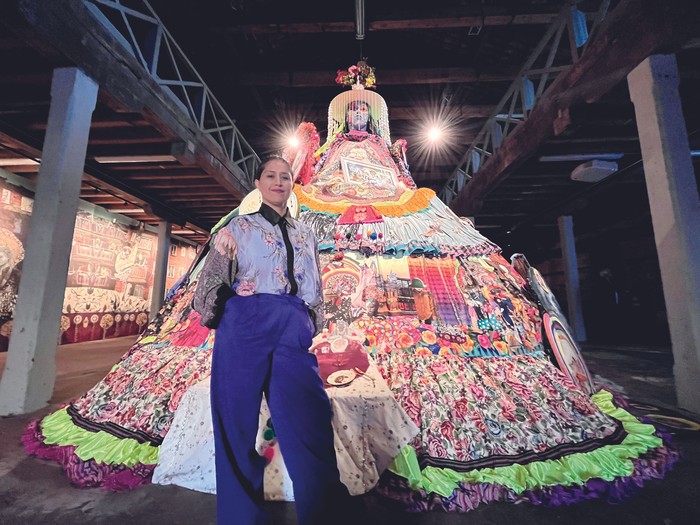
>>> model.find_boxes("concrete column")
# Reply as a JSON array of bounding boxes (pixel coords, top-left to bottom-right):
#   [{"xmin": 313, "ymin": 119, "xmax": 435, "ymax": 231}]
[
  {"xmin": 628, "ymin": 54, "xmax": 700, "ymax": 414},
  {"xmin": 0, "ymin": 68, "xmax": 98, "ymax": 415},
  {"xmin": 557, "ymin": 215, "xmax": 587, "ymax": 341},
  {"xmin": 149, "ymin": 220, "xmax": 171, "ymax": 319}
]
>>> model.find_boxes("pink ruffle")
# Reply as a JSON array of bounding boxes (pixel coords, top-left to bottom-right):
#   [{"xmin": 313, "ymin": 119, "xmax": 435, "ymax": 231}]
[{"xmin": 22, "ymin": 419, "xmax": 154, "ymax": 491}]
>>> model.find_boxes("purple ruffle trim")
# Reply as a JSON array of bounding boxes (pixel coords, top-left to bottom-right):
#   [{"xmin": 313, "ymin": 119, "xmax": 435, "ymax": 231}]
[
  {"xmin": 374, "ymin": 440, "xmax": 680, "ymax": 513},
  {"xmin": 521, "ymin": 446, "xmax": 680, "ymax": 507},
  {"xmin": 22, "ymin": 419, "xmax": 155, "ymax": 490}
]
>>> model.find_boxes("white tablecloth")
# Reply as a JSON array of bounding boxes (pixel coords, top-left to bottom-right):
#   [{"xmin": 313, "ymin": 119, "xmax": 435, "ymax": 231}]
[{"xmin": 152, "ymin": 361, "xmax": 418, "ymax": 500}]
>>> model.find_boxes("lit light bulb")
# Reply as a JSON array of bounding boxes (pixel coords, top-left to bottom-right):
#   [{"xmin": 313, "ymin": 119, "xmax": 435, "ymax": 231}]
[
  {"xmin": 428, "ymin": 127, "xmax": 442, "ymax": 142},
  {"xmin": 288, "ymin": 136, "xmax": 300, "ymax": 148}
]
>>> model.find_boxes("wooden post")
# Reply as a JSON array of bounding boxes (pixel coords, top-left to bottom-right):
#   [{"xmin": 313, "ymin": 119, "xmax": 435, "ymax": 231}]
[
  {"xmin": 0, "ymin": 68, "xmax": 98, "ymax": 415},
  {"xmin": 558, "ymin": 215, "xmax": 587, "ymax": 341},
  {"xmin": 150, "ymin": 220, "xmax": 172, "ymax": 319},
  {"xmin": 628, "ymin": 54, "xmax": 700, "ymax": 413}
]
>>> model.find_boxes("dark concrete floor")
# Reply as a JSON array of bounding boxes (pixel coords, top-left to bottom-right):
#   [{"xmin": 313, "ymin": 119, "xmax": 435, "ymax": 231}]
[{"xmin": 1, "ymin": 339, "xmax": 699, "ymax": 524}]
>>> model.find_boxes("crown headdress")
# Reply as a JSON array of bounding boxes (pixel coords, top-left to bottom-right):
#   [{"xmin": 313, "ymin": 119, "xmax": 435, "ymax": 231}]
[{"xmin": 327, "ymin": 62, "xmax": 390, "ymax": 144}]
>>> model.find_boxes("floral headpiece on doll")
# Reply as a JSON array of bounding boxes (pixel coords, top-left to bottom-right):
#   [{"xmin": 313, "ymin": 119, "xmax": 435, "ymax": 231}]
[{"xmin": 335, "ymin": 61, "xmax": 376, "ymax": 89}]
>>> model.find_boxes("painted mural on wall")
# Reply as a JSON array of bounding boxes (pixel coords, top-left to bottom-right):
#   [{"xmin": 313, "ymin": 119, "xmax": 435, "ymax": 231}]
[
  {"xmin": 60, "ymin": 210, "xmax": 157, "ymax": 344},
  {"xmin": 0, "ymin": 175, "xmax": 186, "ymax": 350},
  {"xmin": 0, "ymin": 179, "xmax": 32, "ymax": 352}
]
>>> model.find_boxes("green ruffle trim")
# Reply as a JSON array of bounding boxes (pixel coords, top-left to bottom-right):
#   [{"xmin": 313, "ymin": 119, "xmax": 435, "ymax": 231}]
[
  {"xmin": 39, "ymin": 408, "xmax": 159, "ymax": 467},
  {"xmin": 388, "ymin": 389, "xmax": 663, "ymax": 497}
]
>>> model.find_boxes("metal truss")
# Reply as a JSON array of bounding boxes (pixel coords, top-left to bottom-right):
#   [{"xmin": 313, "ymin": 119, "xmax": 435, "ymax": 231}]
[
  {"xmin": 438, "ymin": 0, "xmax": 612, "ymax": 205},
  {"xmin": 83, "ymin": 0, "xmax": 260, "ymax": 185}
]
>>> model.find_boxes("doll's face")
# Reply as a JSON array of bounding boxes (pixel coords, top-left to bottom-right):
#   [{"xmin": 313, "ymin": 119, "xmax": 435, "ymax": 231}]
[{"xmin": 346, "ymin": 101, "xmax": 370, "ymax": 131}]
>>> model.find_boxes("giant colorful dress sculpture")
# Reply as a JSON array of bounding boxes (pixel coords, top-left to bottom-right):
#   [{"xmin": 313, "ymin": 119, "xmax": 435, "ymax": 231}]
[{"xmin": 24, "ymin": 64, "xmax": 677, "ymax": 511}]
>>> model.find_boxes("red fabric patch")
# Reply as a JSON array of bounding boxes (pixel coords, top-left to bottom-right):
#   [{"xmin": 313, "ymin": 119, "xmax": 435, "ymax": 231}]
[{"xmin": 337, "ymin": 205, "xmax": 384, "ymax": 225}]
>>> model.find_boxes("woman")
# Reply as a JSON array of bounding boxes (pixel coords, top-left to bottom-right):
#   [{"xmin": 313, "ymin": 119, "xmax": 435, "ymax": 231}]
[{"xmin": 193, "ymin": 156, "xmax": 354, "ymax": 525}]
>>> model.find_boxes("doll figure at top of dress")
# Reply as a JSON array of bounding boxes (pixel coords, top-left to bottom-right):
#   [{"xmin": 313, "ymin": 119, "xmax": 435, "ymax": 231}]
[{"xmin": 297, "ymin": 87, "xmax": 417, "ymax": 205}]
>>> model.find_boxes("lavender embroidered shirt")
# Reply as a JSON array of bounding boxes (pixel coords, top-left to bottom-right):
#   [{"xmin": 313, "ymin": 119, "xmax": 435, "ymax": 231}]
[{"xmin": 193, "ymin": 204, "xmax": 324, "ymax": 332}]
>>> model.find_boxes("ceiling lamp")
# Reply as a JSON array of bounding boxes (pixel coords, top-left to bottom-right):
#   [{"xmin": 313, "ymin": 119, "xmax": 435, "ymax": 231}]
[
  {"xmin": 427, "ymin": 127, "xmax": 443, "ymax": 142},
  {"xmin": 570, "ymin": 160, "xmax": 618, "ymax": 183}
]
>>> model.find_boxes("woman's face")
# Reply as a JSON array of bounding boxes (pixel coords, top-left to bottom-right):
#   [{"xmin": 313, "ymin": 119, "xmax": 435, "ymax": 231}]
[
  {"xmin": 255, "ymin": 159, "xmax": 293, "ymax": 213},
  {"xmin": 346, "ymin": 101, "xmax": 370, "ymax": 131}
]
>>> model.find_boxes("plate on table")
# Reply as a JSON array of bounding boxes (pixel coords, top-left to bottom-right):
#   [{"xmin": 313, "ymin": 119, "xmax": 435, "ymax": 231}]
[{"xmin": 326, "ymin": 370, "xmax": 356, "ymax": 386}]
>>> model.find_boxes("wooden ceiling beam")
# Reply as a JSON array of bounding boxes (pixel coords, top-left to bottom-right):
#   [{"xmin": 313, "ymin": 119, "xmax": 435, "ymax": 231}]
[
  {"xmin": 449, "ymin": 0, "xmax": 697, "ymax": 216},
  {"xmin": 537, "ymin": 142, "xmax": 642, "ymax": 156},
  {"xmin": 497, "ymin": 180, "xmax": 575, "ymax": 188},
  {"xmin": 0, "ymin": 109, "xmax": 150, "ymax": 131},
  {"xmin": 88, "ymin": 136, "xmax": 173, "ymax": 146},
  {"xmin": 26, "ymin": 116, "xmax": 152, "ymax": 130},
  {"xmin": 545, "ymin": 136, "xmax": 640, "ymax": 144},
  {"xmin": 121, "ymin": 173, "xmax": 213, "ymax": 182},
  {"xmin": 171, "ymin": 206, "xmax": 237, "ymax": 214},
  {"xmin": 168, "ymin": 199, "xmax": 240, "ymax": 205},
  {"xmin": 86, "ymin": 127, "xmax": 171, "ymax": 145},
  {"xmin": 83, "ymin": 197, "xmax": 126, "ymax": 205},
  {"xmin": 85, "ymin": 143, "xmax": 176, "ymax": 159},
  {"xmin": 0, "ymin": 72, "xmax": 52, "ymax": 85},
  {"xmin": 108, "ymin": 163, "xmax": 201, "ymax": 172},
  {"xmin": 217, "ymin": 13, "xmax": 567, "ymax": 35},
  {"xmin": 238, "ymin": 105, "xmax": 495, "ymax": 122},
  {"xmin": 143, "ymin": 186, "xmax": 227, "ymax": 195},
  {"xmin": 232, "ymin": 67, "xmax": 519, "ymax": 87},
  {"xmin": 142, "ymin": 178, "xmax": 221, "ymax": 189},
  {"xmin": 0, "ymin": 164, "xmax": 39, "ymax": 173}
]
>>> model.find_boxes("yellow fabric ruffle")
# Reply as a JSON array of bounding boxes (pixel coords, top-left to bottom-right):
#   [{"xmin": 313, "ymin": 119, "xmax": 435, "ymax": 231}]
[
  {"xmin": 295, "ymin": 185, "xmax": 435, "ymax": 216},
  {"xmin": 389, "ymin": 389, "xmax": 663, "ymax": 497},
  {"xmin": 39, "ymin": 407, "xmax": 159, "ymax": 467}
]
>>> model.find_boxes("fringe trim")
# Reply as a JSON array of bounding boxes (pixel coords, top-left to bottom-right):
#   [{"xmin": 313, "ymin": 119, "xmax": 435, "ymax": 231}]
[{"xmin": 295, "ymin": 186, "xmax": 435, "ymax": 216}]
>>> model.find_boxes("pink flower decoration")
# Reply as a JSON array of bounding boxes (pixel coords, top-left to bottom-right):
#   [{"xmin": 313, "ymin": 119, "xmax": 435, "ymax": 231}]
[
  {"xmin": 477, "ymin": 333, "xmax": 491, "ymax": 348},
  {"xmin": 262, "ymin": 446, "xmax": 275, "ymax": 463}
]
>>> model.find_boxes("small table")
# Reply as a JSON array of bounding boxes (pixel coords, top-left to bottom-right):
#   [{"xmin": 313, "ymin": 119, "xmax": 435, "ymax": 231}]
[{"xmin": 152, "ymin": 360, "xmax": 418, "ymax": 500}]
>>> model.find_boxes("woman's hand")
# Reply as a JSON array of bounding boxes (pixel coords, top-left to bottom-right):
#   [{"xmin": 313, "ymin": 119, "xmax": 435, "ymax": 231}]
[{"xmin": 213, "ymin": 228, "xmax": 238, "ymax": 259}]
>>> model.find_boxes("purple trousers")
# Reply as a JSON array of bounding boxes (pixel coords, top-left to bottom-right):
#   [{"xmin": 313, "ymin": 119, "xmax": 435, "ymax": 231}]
[{"xmin": 211, "ymin": 293, "xmax": 350, "ymax": 525}]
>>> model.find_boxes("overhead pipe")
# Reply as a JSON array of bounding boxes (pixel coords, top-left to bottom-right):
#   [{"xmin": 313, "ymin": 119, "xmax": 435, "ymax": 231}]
[{"xmin": 355, "ymin": 0, "xmax": 365, "ymax": 40}]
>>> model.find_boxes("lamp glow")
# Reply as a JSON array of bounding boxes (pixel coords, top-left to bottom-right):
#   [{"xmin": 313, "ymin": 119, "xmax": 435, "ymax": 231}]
[{"xmin": 428, "ymin": 127, "xmax": 443, "ymax": 142}]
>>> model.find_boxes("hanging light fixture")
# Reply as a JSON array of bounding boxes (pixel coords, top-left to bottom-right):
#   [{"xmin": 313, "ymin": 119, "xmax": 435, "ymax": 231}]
[
  {"xmin": 570, "ymin": 160, "xmax": 618, "ymax": 183},
  {"xmin": 355, "ymin": 0, "xmax": 365, "ymax": 40}
]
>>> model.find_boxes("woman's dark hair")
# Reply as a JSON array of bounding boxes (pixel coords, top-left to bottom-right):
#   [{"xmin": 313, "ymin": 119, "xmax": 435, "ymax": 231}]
[
  {"xmin": 254, "ymin": 155, "xmax": 293, "ymax": 180},
  {"xmin": 343, "ymin": 101, "xmax": 379, "ymax": 135}
]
